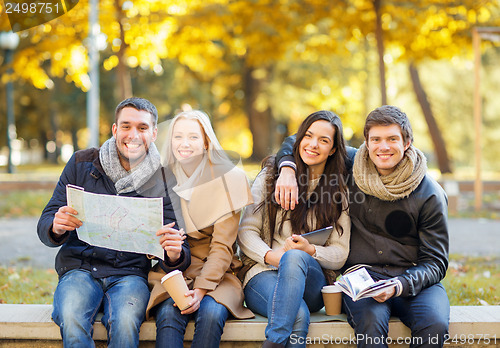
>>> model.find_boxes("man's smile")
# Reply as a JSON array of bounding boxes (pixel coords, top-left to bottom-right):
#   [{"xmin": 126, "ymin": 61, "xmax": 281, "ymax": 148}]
[{"xmin": 377, "ymin": 154, "xmax": 393, "ymax": 159}]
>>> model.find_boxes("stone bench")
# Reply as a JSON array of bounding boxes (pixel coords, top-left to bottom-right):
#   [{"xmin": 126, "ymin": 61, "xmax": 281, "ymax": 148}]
[{"xmin": 1, "ymin": 304, "xmax": 499, "ymax": 347}]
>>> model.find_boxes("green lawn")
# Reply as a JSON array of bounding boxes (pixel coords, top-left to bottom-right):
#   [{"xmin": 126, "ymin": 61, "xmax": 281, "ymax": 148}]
[
  {"xmin": 0, "ymin": 190, "xmax": 53, "ymax": 218},
  {"xmin": 442, "ymin": 255, "xmax": 500, "ymax": 306},
  {"xmin": 0, "ymin": 267, "xmax": 58, "ymax": 304},
  {"xmin": 1, "ymin": 255, "xmax": 498, "ymax": 305}
]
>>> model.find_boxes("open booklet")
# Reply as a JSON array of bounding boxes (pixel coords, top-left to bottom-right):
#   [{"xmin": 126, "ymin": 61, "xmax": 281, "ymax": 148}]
[{"xmin": 335, "ymin": 267, "xmax": 397, "ymax": 301}]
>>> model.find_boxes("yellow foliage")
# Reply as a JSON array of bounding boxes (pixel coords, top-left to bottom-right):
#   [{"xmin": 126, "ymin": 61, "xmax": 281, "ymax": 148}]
[
  {"xmin": 467, "ymin": 9, "xmax": 476, "ymax": 23},
  {"xmin": 103, "ymin": 55, "xmax": 119, "ymax": 71},
  {"xmin": 2, "ymin": 0, "xmax": 500, "ymax": 163},
  {"xmin": 217, "ymin": 114, "xmax": 253, "ymax": 159}
]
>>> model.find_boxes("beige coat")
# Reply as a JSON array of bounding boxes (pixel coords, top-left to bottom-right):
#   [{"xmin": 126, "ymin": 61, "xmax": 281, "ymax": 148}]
[{"xmin": 146, "ymin": 163, "xmax": 254, "ymax": 320}]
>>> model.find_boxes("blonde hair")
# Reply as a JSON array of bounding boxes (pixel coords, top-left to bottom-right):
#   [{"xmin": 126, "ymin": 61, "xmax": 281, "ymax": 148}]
[{"xmin": 162, "ymin": 110, "xmax": 232, "ymax": 168}]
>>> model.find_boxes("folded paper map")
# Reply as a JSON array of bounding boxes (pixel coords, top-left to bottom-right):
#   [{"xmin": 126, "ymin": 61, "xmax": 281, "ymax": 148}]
[{"xmin": 66, "ymin": 185, "xmax": 164, "ymax": 259}]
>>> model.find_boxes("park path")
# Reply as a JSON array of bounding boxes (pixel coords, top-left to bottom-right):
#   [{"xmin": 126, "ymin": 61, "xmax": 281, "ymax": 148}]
[{"xmin": 0, "ymin": 217, "xmax": 498, "ymax": 269}]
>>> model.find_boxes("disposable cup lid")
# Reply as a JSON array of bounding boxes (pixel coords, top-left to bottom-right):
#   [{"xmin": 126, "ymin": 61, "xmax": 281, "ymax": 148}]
[
  {"xmin": 161, "ymin": 270, "xmax": 182, "ymax": 283},
  {"xmin": 321, "ymin": 284, "xmax": 342, "ymax": 293}
]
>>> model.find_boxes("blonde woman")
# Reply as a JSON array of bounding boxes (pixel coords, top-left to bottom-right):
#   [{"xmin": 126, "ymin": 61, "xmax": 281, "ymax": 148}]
[{"xmin": 146, "ymin": 110, "xmax": 254, "ymax": 348}]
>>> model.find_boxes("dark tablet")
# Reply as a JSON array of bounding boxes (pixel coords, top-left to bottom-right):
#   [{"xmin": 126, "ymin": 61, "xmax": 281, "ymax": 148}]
[{"xmin": 300, "ymin": 226, "xmax": 333, "ymax": 245}]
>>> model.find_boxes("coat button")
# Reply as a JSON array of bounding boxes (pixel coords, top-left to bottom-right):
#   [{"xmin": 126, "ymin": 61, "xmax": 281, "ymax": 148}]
[{"xmin": 378, "ymin": 250, "xmax": 383, "ymax": 255}]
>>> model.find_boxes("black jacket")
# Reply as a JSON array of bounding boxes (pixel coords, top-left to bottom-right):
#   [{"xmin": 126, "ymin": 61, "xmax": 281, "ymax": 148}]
[
  {"xmin": 345, "ymin": 174, "xmax": 449, "ymax": 297},
  {"xmin": 37, "ymin": 148, "xmax": 190, "ymax": 279}
]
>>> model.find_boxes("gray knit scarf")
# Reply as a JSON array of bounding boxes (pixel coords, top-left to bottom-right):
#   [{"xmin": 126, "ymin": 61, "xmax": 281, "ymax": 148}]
[
  {"xmin": 353, "ymin": 143, "xmax": 427, "ymax": 201},
  {"xmin": 99, "ymin": 137, "xmax": 161, "ymax": 194}
]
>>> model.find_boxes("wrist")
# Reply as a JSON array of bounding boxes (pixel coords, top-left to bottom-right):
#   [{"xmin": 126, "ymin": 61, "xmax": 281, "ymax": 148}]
[
  {"xmin": 50, "ymin": 227, "xmax": 66, "ymax": 243},
  {"xmin": 166, "ymin": 251, "xmax": 181, "ymax": 262},
  {"xmin": 195, "ymin": 288, "xmax": 208, "ymax": 297},
  {"xmin": 264, "ymin": 250, "xmax": 272, "ymax": 265},
  {"xmin": 264, "ymin": 249, "xmax": 280, "ymax": 267},
  {"xmin": 280, "ymin": 165, "xmax": 296, "ymax": 174},
  {"xmin": 278, "ymin": 154, "xmax": 296, "ymax": 172},
  {"xmin": 392, "ymin": 278, "xmax": 403, "ymax": 297},
  {"xmin": 51, "ymin": 224, "xmax": 63, "ymax": 236},
  {"xmin": 307, "ymin": 244, "xmax": 316, "ymax": 256},
  {"xmin": 163, "ymin": 250, "xmax": 184, "ymax": 267}
]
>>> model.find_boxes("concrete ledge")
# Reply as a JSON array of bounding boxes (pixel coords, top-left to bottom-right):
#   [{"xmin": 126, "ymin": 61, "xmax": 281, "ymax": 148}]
[{"xmin": 1, "ymin": 304, "xmax": 500, "ymax": 347}]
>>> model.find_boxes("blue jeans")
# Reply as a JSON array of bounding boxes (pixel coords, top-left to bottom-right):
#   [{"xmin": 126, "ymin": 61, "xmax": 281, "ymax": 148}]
[
  {"xmin": 343, "ymin": 282, "xmax": 450, "ymax": 348},
  {"xmin": 244, "ymin": 250, "xmax": 326, "ymax": 348},
  {"xmin": 155, "ymin": 294, "xmax": 230, "ymax": 348},
  {"xmin": 52, "ymin": 269, "xmax": 150, "ymax": 348}
]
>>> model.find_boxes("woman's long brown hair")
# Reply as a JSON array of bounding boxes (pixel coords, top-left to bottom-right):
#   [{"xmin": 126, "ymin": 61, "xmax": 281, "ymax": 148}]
[{"xmin": 255, "ymin": 110, "xmax": 348, "ymax": 242}]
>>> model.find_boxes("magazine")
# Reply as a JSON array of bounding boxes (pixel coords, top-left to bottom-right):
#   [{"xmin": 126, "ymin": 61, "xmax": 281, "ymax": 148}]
[{"xmin": 335, "ymin": 267, "xmax": 397, "ymax": 301}]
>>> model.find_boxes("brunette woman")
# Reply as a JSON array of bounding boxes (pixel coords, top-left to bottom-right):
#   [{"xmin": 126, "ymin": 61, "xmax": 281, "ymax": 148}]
[{"xmin": 237, "ymin": 110, "xmax": 351, "ymax": 348}]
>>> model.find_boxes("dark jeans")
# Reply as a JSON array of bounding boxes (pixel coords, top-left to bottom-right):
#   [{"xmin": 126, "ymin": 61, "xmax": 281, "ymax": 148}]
[
  {"xmin": 154, "ymin": 295, "xmax": 229, "ymax": 348},
  {"xmin": 343, "ymin": 282, "xmax": 450, "ymax": 348},
  {"xmin": 52, "ymin": 269, "xmax": 150, "ymax": 348},
  {"xmin": 244, "ymin": 250, "xmax": 326, "ymax": 348}
]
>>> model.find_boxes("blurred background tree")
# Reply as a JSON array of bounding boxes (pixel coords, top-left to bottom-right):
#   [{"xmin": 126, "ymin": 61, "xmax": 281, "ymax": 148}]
[{"xmin": 1, "ymin": 0, "xmax": 500, "ymax": 175}]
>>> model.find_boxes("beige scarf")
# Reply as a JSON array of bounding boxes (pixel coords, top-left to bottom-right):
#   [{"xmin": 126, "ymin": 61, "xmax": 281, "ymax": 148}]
[
  {"xmin": 172, "ymin": 153, "xmax": 209, "ymax": 201},
  {"xmin": 353, "ymin": 143, "xmax": 427, "ymax": 201}
]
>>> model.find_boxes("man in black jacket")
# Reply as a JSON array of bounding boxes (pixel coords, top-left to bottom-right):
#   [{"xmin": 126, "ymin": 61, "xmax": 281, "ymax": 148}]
[
  {"xmin": 38, "ymin": 97, "xmax": 190, "ymax": 348},
  {"xmin": 275, "ymin": 106, "xmax": 449, "ymax": 348}
]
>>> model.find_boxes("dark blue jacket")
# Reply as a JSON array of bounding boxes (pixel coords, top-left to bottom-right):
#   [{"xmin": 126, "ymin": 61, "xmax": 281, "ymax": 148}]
[{"xmin": 37, "ymin": 148, "xmax": 190, "ymax": 279}]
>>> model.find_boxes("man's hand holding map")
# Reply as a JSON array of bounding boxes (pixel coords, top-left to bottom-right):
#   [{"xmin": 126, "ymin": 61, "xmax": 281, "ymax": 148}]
[{"xmin": 66, "ymin": 184, "xmax": 165, "ymax": 259}]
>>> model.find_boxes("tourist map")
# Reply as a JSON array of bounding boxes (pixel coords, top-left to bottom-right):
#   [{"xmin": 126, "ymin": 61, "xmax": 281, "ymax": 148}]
[{"xmin": 66, "ymin": 185, "xmax": 164, "ymax": 259}]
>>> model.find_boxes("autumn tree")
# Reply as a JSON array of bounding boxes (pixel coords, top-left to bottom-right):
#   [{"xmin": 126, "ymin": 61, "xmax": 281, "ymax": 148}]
[
  {"xmin": 0, "ymin": 0, "xmax": 200, "ymax": 148},
  {"xmin": 384, "ymin": 0, "xmax": 500, "ymax": 173},
  {"xmin": 331, "ymin": 0, "xmax": 500, "ymax": 173},
  {"xmin": 160, "ymin": 1, "xmax": 356, "ymax": 160},
  {"xmin": 3, "ymin": 0, "xmax": 500, "ymax": 167}
]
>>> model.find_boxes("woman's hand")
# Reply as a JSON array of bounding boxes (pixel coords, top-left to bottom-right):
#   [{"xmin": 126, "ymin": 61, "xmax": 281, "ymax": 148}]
[
  {"xmin": 284, "ymin": 235, "xmax": 316, "ymax": 256},
  {"xmin": 156, "ymin": 222, "xmax": 186, "ymax": 263},
  {"xmin": 179, "ymin": 288, "xmax": 207, "ymax": 315},
  {"xmin": 264, "ymin": 248, "xmax": 285, "ymax": 267}
]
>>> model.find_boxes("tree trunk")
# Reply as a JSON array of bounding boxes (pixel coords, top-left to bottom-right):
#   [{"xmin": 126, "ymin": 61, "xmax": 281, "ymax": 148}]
[
  {"xmin": 40, "ymin": 129, "xmax": 49, "ymax": 161},
  {"xmin": 363, "ymin": 37, "xmax": 370, "ymax": 118},
  {"xmin": 114, "ymin": 0, "xmax": 133, "ymax": 100},
  {"xmin": 243, "ymin": 64, "xmax": 273, "ymax": 162},
  {"xmin": 409, "ymin": 62, "xmax": 452, "ymax": 174},
  {"xmin": 373, "ymin": 0, "xmax": 387, "ymax": 105},
  {"xmin": 71, "ymin": 127, "xmax": 79, "ymax": 152},
  {"xmin": 49, "ymin": 105, "xmax": 60, "ymax": 164}
]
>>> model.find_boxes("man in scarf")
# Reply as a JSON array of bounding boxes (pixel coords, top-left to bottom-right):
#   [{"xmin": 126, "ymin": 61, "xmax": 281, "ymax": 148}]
[
  {"xmin": 38, "ymin": 97, "xmax": 190, "ymax": 348},
  {"xmin": 274, "ymin": 105, "xmax": 449, "ymax": 348}
]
